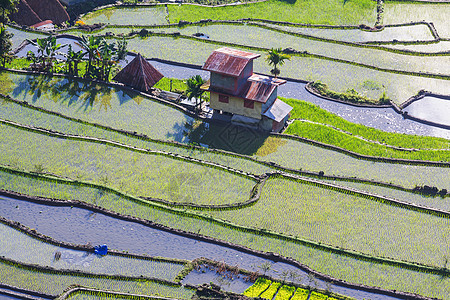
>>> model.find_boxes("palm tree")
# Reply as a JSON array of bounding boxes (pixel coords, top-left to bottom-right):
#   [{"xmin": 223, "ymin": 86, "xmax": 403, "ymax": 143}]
[
  {"xmin": 266, "ymin": 48, "xmax": 291, "ymax": 78},
  {"xmin": 186, "ymin": 75, "xmax": 206, "ymax": 111}
]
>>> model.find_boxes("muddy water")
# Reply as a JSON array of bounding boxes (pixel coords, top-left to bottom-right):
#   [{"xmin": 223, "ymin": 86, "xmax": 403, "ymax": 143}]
[{"xmin": 0, "ymin": 195, "xmax": 402, "ymax": 300}]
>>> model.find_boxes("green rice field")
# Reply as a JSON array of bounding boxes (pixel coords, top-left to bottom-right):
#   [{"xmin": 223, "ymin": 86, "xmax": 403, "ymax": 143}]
[
  {"xmin": 0, "ymin": 122, "xmax": 256, "ymax": 206},
  {"xmin": 80, "ymin": 0, "xmax": 376, "ymax": 26},
  {"xmin": 2, "ymin": 168, "xmax": 450, "ymax": 299},
  {"xmin": 0, "ymin": 257, "xmax": 193, "ymax": 298},
  {"xmin": 3, "ymin": 1, "xmax": 450, "ymax": 299},
  {"xmin": 0, "ymin": 223, "xmax": 185, "ymax": 280}
]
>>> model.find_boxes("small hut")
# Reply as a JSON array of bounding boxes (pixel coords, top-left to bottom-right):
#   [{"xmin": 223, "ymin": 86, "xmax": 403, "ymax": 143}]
[{"xmin": 113, "ymin": 54, "xmax": 164, "ymax": 93}]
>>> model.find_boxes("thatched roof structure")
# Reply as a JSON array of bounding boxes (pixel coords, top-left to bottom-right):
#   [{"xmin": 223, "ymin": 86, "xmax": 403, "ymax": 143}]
[
  {"xmin": 113, "ymin": 54, "xmax": 164, "ymax": 92},
  {"xmin": 27, "ymin": 0, "xmax": 69, "ymax": 25},
  {"xmin": 10, "ymin": 0, "xmax": 42, "ymax": 26},
  {"xmin": 10, "ymin": 0, "xmax": 69, "ymax": 26}
]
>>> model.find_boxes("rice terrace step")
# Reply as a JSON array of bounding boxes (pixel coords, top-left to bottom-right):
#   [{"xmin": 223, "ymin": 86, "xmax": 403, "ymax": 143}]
[{"xmin": 1, "ymin": 0, "xmax": 450, "ymax": 299}]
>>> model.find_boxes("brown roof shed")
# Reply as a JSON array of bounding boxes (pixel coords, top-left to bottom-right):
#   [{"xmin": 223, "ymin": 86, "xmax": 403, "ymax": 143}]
[
  {"xmin": 9, "ymin": 0, "xmax": 42, "ymax": 26},
  {"xmin": 202, "ymin": 47, "xmax": 260, "ymax": 77},
  {"xmin": 26, "ymin": 0, "xmax": 70, "ymax": 25},
  {"xmin": 113, "ymin": 54, "xmax": 164, "ymax": 92}
]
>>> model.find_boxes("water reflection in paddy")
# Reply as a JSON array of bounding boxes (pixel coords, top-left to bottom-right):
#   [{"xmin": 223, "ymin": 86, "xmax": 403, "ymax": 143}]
[
  {"xmin": 403, "ymin": 96, "xmax": 450, "ymax": 127},
  {"xmin": 0, "ymin": 195, "xmax": 401, "ymax": 300}
]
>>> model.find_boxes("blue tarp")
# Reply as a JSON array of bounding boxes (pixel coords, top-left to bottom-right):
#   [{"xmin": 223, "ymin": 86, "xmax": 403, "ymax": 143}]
[{"xmin": 94, "ymin": 244, "xmax": 108, "ymax": 256}]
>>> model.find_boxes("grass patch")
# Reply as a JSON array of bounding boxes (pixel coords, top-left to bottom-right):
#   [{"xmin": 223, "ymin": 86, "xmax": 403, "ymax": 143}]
[
  {"xmin": 0, "ymin": 122, "xmax": 256, "ymax": 206},
  {"xmin": 285, "ymin": 121, "xmax": 450, "ymax": 162},
  {"xmin": 282, "ymin": 97, "xmax": 450, "ymax": 150},
  {"xmin": 309, "ymin": 81, "xmax": 389, "ymax": 105},
  {"xmin": 291, "ymin": 288, "xmax": 309, "ymax": 300},
  {"xmin": 0, "ymin": 258, "xmax": 193, "ymax": 299},
  {"xmin": 243, "ymin": 277, "xmax": 272, "ymax": 298},
  {"xmin": 274, "ymin": 285, "xmax": 296, "ymax": 300},
  {"xmin": 168, "ymin": 0, "xmax": 377, "ymax": 26},
  {"xmin": 153, "ymin": 77, "xmax": 188, "ymax": 94},
  {"xmin": 2, "ymin": 169, "xmax": 450, "ymax": 299},
  {"xmin": 260, "ymin": 282, "xmax": 282, "ymax": 300}
]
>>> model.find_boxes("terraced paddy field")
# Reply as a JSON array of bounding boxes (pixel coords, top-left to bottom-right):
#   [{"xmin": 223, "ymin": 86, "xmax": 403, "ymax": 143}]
[
  {"xmin": 1, "ymin": 67, "xmax": 450, "ymax": 299},
  {"xmin": 2, "ymin": 1, "xmax": 450, "ymax": 299}
]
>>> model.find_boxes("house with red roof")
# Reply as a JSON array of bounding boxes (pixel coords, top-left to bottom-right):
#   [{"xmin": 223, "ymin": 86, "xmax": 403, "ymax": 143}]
[{"xmin": 201, "ymin": 47, "xmax": 292, "ymax": 132}]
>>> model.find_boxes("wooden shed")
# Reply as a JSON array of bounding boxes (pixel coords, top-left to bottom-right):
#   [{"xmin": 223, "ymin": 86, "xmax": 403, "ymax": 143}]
[
  {"xmin": 113, "ymin": 54, "xmax": 164, "ymax": 93},
  {"xmin": 10, "ymin": 0, "xmax": 69, "ymax": 26},
  {"xmin": 201, "ymin": 47, "xmax": 292, "ymax": 132}
]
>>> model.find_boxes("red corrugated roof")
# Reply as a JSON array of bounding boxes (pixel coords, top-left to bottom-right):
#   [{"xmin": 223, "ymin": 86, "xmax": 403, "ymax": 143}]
[
  {"xmin": 239, "ymin": 74, "xmax": 286, "ymax": 103},
  {"xmin": 31, "ymin": 20, "xmax": 53, "ymax": 28},
  {"xmin": 202, "ymin": 47, "xmax": 260, "ymax": 77},
  {"xmin": 113, "ymin": 54, "xmax": 164, "ymax": 92}
]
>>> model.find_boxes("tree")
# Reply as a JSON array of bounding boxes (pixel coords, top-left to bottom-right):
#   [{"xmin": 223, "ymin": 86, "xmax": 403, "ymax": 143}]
[
  {"xmin": 64, "ymin": 44, "xmax": 84, "ymax": 77},
  {"xmin": 33, "ymin": 36, "xmax": 64, "ymax": 72},
  {"xmin": 265, "ymin": 48, "xmax": 291, "ymax": 78},
  {"xmin": 186, "ymin": 75, "xmax": 206, "ymax": 111},
  {"xmin": 77, "ymin": 35, "xmax": 127, "ymax": 81},
  {"xmin": 0, "ymin": 26, "xmax": 12, "ymax": 67},
  {"xmin": 77, "ymin": 35, "xmax": 103, "ymax": 79},
  {"xmin": 0, "ymin": 0, "xmax": 18, "ymax": 26}
]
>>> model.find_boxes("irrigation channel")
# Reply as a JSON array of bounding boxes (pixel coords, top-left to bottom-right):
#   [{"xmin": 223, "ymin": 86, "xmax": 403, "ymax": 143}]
[
  {"xmin": 0, "ymin": 194, "xmax": 404, "ymax": 300},
  {"xmin": 15, "ymin": 36, "xmax": 450, "ymax": 140}
]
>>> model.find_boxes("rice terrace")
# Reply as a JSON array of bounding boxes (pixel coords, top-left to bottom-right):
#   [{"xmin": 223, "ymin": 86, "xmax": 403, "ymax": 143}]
[{"xmin": 0, "ymin": 0, "xmax": 449, "ymax": 299}]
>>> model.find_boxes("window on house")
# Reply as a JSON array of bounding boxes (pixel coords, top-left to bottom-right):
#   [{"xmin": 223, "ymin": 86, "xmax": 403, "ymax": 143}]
[
  {"xmin": 219, "ymin": 94, "xmax": 229, "ymax": 103},
  {"xmin": 244, "ymin": 99, "xmax": 254, "ymax": 109}
]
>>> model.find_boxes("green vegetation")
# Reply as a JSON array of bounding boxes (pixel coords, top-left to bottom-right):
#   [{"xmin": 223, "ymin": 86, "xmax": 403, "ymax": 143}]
[
  {"xmin": 2, "ymin": 168, "xmax": 450, "ymax": 299},
  {"xmin": 284, "ymin": 121, "xmax": 450, "ymax": 162},
  {"xmin": 243, "ymin": 277, "xmax": 272, "ymax": 297},
  {"xmin": 205, "ymin": 176, "xmax": 450, "ymax": 268},
  {"xmin": 0, "ymin": 257, "xmax": 194, "ymax": 298},
  {"xmin": 0, "ymin": 223, "xmax": 186, "ymax": 280},
  {"xmin": 282, "ymin": 97, "xmax": 450, "ymax": 151},
  {"xmin": 260, "ymin": 281, "xmax": 282, "ymax": 300},
  {"xmin": 290, "ymin": 288, "xmax": 309, "ymax": 300},
  {"xmin": 256, "ymin": 137, "xmax": 450, "ymax": 190},
  {"xmin": 308, "ymin": 81, "xmax": 388, "ymax": 105},
  {"xmin": 82, "ymin": 6, "xmax": 169, "ymax": 26},
  {"xmin": 266, "ymin": 48, "xmax": 291, "ymax": 77},
  {"xmin": 274, "ymin": 285, "xmax": 296, "ymax": 300},
  {"xmin": 0, "ymin": 122, "xmax": 257, "ymax": 206},
  {"xmin": 309, "ymin": 291, "xmax": 328, "ymax": 300},
  {"xmin": 153, "ymin": 77, "xmax": 187, "ymax": 94},
  {"xmin": 64, "ymin": 288, "xmax": 186, "ymax": 300},
  {"xmin": 383, "ymin": 2, "xmax": 450, "ymax": 38},
  {"xmin": 167, "ymin": 0, "xmax": 376, "ymax": 25}
]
